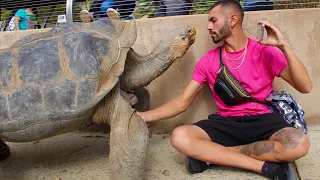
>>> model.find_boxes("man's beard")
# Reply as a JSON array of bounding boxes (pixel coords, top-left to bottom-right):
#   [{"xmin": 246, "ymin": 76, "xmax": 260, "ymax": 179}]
[{"xmin": 211, "ymin": 22, "xmax": 230, "ymax": 44}]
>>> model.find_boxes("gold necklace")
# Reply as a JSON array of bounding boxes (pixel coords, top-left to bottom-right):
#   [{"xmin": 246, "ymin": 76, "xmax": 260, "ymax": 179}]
[
  {"xmin": 225, "ymin": 49, "xmax": 247, "ymax": 70},
  {"xmin": 224, "ymin": 47, "xmax": 246, "ymax": 61},
  {"xmin": 224, "ymin": 39, "xmax": 248, "ymax": 61}
]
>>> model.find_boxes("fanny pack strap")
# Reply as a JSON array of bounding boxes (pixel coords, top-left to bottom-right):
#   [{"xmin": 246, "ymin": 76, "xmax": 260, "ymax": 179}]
[
  {"xmin": 218, "ymin": 47, "xmax": 270, "ymax": 105},
  {"xmin": 218, "ymin": 47, "xmax": 224, "ymax": 70}
]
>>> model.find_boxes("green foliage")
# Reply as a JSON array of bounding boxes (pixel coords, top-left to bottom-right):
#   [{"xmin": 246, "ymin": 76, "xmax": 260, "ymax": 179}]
[
  {"xmin": 1, "ymin": 8, "xmax": 12, "ymax": 21},
  {"xmin": 189, "ymin": 0, "xmax": 216, "ymax": 14},
  {"xmin": 134, "ymin": 0, "xmax": 155, "ymax": 19},
  {"xmin": 274, "ymin": 0, "xmax": 320, "ymax": 9},
  {"xmin": 133, "ymin": 0, "xmax": 241, "ymax": 17},
  {"xmin": 37, "ymin": 4, "xmax": 66, "ymax": 25}
]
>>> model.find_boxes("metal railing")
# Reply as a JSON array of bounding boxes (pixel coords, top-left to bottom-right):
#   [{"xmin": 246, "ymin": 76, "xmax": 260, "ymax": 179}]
[
  {"xmin": 66, "ymin": 0, "xmax": 74, "ymax": 23},
  {"xmin": 1, "ymin": 0, "xmax": 319, "ymax": 31}
]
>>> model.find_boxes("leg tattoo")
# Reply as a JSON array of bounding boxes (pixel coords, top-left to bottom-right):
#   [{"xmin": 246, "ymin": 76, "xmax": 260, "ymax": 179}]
[
  {"xmin": 274, "ymin": 128, "xmax": 303, "ymax": 149},
  {"xmin": 252, "ymin": 141, "xmax": 279, "ymax": 156},
  {"xmin": 239, "ymin": 145, "xmax": 252, "ymax": 156},
  {"xmin": 238, "ymin": 141, "xmax": 279, "ymax": 157}
]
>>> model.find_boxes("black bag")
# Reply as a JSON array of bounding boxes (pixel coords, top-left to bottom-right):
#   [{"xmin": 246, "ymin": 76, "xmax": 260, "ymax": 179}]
[{"xmin": 213, "ymin": 47, "xmax": 256, "ymax": 106}]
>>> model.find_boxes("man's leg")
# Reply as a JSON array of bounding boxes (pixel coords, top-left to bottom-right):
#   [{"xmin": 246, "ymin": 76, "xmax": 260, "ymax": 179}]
[
  {"xmin": 228, "ymin": 127, "xmax": 310, "ymax": 162},
  {"xmin": 170, "ymin": 125, "xmax": 264, "ymax": 174}
]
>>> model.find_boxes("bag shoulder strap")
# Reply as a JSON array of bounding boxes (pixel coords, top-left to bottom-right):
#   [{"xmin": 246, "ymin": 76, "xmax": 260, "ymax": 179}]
[
  {"xmin": 219, "ymin": 46, "xmax": 224, "ymax": 68},
  {"xmin": 218, "ymin": 47, "xmax": 269, "ymax": 105}
]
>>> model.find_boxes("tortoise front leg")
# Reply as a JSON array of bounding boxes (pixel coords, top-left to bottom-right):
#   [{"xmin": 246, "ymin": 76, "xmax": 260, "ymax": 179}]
[
  {"xmin": 109, "ymin": 107, "xmax": 149, "ymax": 179},
  {"xmin": 92, "ymin": 85, "xmax": 149, "ymax": 179}
]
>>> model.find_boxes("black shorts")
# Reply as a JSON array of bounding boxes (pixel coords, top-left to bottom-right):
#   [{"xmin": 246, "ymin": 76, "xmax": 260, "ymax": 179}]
[{"xmin": 194, "ymin": 113, "xmax": 293, "ymax": 147}]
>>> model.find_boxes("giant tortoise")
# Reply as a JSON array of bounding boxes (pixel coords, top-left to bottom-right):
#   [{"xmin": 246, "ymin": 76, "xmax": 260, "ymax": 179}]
[{"xmin": 0, "ymin": 10, "xmax": 196, "ymax": 179}]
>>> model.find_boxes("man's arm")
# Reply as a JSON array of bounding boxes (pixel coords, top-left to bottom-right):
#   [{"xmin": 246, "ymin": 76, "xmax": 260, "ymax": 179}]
[
  {"xmin": 259, "ymin": 21, "xmax": 312, "ymax": 93},
  {"xmin": 278, "ymin": 45, "xmax": 312, "ymax": 93},
  {"xmin": 14, "ymin": 16, "xmax": 21, "ymax": 30},
  {"xmin": 137, "ymin": 80, "xmax": 204, "ymax": 123}
]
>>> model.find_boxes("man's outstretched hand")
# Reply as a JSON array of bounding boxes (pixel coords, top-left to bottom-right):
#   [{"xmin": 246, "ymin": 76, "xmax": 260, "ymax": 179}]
[{"xmin": 136, "ymin": 111, "xmax": 148, "ymax": 123}]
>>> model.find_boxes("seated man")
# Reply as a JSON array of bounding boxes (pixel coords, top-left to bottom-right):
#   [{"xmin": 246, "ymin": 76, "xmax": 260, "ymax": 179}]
[{"xmin": 137, "ymin": 0, "xmax": 312, "ymax": 179}]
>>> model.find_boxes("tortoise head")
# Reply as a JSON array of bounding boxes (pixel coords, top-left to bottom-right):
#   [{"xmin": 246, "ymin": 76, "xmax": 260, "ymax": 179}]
[
  {"xmin": 120, "ymin": 25, "xmax": 196, "ymax": 92},
  {"xmin": 168, "ymin": 26, "xmax": 196, "ymax": 60}
]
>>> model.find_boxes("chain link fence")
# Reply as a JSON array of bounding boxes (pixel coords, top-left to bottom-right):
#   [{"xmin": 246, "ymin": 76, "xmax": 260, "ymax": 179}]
[{"xmin": 1, "ymin": 0, "xmax": 319, "ymax": 31}]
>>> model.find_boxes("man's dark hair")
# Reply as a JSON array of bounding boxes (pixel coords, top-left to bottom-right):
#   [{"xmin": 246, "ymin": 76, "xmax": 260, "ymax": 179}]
[{"xmin": 210, "ymin": 0, "xmax": 244, "ymax": 22}]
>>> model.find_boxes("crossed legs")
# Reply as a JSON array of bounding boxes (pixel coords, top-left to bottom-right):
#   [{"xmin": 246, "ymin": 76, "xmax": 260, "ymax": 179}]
[{"xmin": 170, "ymin": 125, "xmax": 309, "ymax": 175}]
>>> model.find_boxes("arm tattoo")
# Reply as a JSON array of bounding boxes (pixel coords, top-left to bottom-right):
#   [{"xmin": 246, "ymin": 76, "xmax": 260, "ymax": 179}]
[
  {"xmin": 274, "ymin": 128, "xmax": 303, "ymax": 149},
  {"xmin": 239, "ymin": 141, "xmax": 279, "ymax": 156}
]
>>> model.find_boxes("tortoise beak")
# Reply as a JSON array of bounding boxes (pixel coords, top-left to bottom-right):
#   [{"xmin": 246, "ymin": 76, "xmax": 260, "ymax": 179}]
[{"xmin": 188, "ymin": 27, "xmax": 196, "ymax": 44}]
